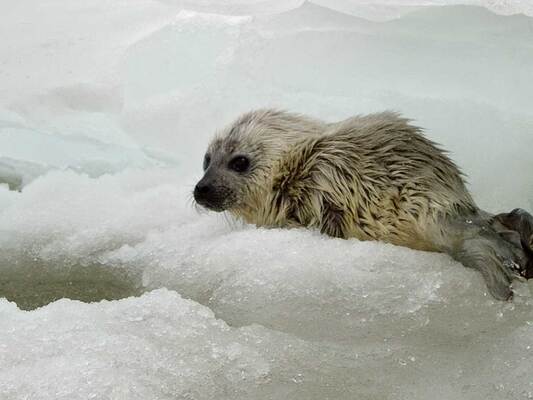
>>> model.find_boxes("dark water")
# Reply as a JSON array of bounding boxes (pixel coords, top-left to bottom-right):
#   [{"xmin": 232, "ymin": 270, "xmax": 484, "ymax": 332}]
[{"xmin": 0, "ymin": 264, "xmax": 142, "ymax": 310}]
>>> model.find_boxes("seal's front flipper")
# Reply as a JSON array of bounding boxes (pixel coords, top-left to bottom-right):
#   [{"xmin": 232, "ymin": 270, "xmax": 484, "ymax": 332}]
[
  {"xmin": 452, "ymin": 235, "xmax": 518, "ymax": 300},
  {"xmin": 443, "ymin": 217, "xmax": 525, "ymax": 300}
]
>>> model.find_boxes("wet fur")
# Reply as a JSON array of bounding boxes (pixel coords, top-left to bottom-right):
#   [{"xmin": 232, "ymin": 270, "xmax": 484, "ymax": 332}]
[{"xmin": 199, "ymin": 109, "xmax": 531, "ymax": 300}]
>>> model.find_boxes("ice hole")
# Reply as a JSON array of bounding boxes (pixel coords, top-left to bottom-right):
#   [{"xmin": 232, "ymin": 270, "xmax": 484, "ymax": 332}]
[{"xmin": 0, "ymin": 263, "xmax": 143, "ymax": 310}]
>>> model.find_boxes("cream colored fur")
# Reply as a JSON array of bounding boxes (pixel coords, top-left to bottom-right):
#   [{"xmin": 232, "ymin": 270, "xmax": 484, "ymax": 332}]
[
  {"xmin": 201, "ymin": 109, "xmax": 527, "ymax": 299},
  {"xmin": 229, "ymin": 110, "xmax": 475, "ymax": 252}
]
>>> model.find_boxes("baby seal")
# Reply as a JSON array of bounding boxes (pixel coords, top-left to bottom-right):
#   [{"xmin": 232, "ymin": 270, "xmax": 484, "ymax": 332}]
[{"xmin": 194, "ymin": 109, "xmax": 533, "ymax": 300}]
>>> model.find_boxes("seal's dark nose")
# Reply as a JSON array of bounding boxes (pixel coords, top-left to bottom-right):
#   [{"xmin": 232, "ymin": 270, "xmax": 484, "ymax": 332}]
[
  {"xmin": 194, "ymin": 182, "xmax": 212, "ymax": 201},
  {"xmin": 193, "ymin": 177, "xmax": 227, "ymax": 211}
]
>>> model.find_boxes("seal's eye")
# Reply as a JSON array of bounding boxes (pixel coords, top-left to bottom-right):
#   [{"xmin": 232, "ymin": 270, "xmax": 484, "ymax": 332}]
[
  {"xmin": 228, "ymin": 156, "xmax": 250, "ymax": 173},
  {"xmin": 203, "ymin": 154, "xmax": 211, "ymax": 170}
]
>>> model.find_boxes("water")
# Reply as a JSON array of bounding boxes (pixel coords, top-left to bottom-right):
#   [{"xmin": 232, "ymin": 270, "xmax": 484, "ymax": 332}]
[{"xmin": 0, "ymin": 264, "xmax": 141, "ymax": 310}]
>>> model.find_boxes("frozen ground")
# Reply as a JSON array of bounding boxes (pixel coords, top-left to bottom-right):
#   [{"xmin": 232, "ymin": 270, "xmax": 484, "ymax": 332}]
[{"xmin": 1, "ymin": 1, "xmax": 533, "ymax": 399}]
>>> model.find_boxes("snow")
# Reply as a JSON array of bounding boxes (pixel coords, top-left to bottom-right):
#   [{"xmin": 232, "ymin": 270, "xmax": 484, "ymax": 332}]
[{"xmin": 1, "ymin": 0, "xmax": 533, "ymax": 399}]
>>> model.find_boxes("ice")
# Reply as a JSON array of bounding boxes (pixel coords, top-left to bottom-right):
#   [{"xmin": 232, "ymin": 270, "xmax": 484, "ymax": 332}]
[
  {"xmin": 119, "ymin": 3, "xmax": 533, "ymax": 207},
  {"xmin": 2, "ymin": 170, "xmax": 533, "ymax": 398},
  {"xmin": 0, "ymin": 290, "xmax": 272, "ymax": 400},
  {"xmin": 157, "ymin": 0, "xmax": 305, "ymax": 16},
  {"xmin": 0, "ymin": 120, "xmax": 166, "ymax": 184},
  {"xmin": 312, "ymin": 0, "xmax": 533, "ymax": 20},
  {"xmin": 1, "ymin": 1, "xmax": 533, "ymax": 399},
  {"xmin": 254, "ymin": 2, "xmax": 376, "ymax": 32}
]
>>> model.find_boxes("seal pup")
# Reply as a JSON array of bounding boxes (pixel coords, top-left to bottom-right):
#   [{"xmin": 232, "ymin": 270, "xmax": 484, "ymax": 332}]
[{"xmin": 194, "ymin": 109, "xmax": 532, "ymax": 300}]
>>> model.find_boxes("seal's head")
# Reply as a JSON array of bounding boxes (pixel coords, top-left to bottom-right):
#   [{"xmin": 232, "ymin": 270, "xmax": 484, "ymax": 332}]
[
  {"xmin": 193, "ymin": 143, "xmax": 253, "ymax": 212},
  {"xmin": 193, "ymin": 109, "xmax": 323, "ymax": 212}
]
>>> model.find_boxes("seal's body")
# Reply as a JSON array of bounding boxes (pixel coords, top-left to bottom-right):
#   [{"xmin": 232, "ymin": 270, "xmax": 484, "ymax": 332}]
[{"xmin": 194, "ymin": 109, "xmax": 533, "ymax": 300}]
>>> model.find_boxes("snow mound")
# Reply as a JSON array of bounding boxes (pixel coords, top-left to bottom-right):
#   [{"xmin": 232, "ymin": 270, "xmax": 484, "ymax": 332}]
[
  {"xmin": 0, "ymin": 290, "xmax": 272, "ymax": 400},
  {"xmin": 1, "ymin": 169, "xmax": 533, "ymax": 398}
]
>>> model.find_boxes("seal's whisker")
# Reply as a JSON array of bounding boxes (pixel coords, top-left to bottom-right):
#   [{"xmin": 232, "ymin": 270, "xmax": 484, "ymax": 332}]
[
  {"xmin": 185, "ymin": 192, "xmax": 196, "ymax": 209},
  {"xmin": 222, "ymin": 212, "xmax": 240, "ymax": 230}
]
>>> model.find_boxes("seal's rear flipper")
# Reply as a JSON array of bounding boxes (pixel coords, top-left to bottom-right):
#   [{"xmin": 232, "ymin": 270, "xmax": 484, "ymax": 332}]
[
  {"xmin": 494, "ymin": 208, "xmax": 533, "ymax": 250},
  {"xmin": 492, "ymin": 208, "xmax": 533, "ymax": 278}
]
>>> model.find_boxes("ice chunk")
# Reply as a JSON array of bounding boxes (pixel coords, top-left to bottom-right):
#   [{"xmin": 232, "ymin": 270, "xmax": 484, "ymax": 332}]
[
  {"xmin": 312, "ymin": 0, "xmax": 425, "ymax": 21},
  {"xmin": 313, "ymin": 0, "xmax": 533, "ymax": 20},
  {"xmin": 0, "ymin": 124, "xmax": 158, "ymax": 180},
  {"xmin": 0, "ymin": 290, "xmax": 272, "ymax": 400},
  {"xmin": 121, "ymin": 10, "xmax": 251, "ymax": 102},
  {"xmin": 0, "ymin": 112, "xmax": 178, "ymax": 186},
  {"xmin": 158, "ymin": 0, "xmax": 304, "ymax": 16},
  {"xmin": 255, "ymin": 1, "xmax": 375, "ymax": 32},
  {"xmin": 0, "ymin": 0, "xmax": 176, "ymax": 108},
  {"xmin": 0, "ymin": 157, "xmax": 51, "ymax": 191}
]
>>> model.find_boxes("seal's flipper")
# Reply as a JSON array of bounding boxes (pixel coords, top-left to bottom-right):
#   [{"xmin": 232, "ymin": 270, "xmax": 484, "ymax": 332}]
[
  {"xmin": 492, "ymin": 208, "xmax": 533, "ymax": 278},
  {"xmin": 443, "ymin": 217, "xmax": 526, "ymax": 300},
  {"xmin": 452, "ymin": 236, "xmax": 518, "ymax": 300},
  {"xmin": 497, "ymin": 230, "xmax": 522, "ymax": 248},
  {"xmin": 494, "ymin": 208, "xmax": 533, "ymax": 252}
]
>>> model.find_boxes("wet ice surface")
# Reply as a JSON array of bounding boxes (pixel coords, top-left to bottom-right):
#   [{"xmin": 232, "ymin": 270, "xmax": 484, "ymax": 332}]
[{"xmin": 1, "ymin": 1, "xmax": 533, "ymax": 399}]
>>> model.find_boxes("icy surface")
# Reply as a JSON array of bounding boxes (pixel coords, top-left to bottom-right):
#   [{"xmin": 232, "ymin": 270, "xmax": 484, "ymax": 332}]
[{"xmin": 1, "ymin": 1, "xmax": 533, "ymax": 399}]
